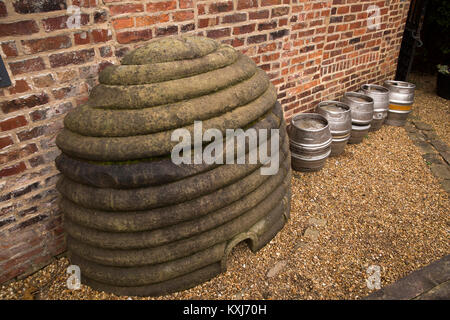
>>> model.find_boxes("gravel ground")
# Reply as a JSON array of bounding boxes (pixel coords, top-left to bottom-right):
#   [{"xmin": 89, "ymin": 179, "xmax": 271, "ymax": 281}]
[
  {"xmin": 1, "ymin": 87, "xmax": 449, "ymax": 300},
  {"xmin": 408, "ymin": 72, "xmax": 450, "ymax": 143}
]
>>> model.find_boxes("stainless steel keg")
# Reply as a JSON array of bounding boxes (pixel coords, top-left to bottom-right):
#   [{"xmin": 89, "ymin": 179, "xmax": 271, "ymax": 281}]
[
  {"xmin": 288, "ymin": 113, "xmax": 332, "ymax": 172},
  {"xmin": 348, "ymin": 123, "xmax": 371, "ymax": 144},
  {"xmin": 316, "ymin": 101, "xmax": 352, "ymax": 156},
  {"xmin": 360, "ymin": 84, "xmax": 389, "ymax": 131},
  {"xmin": 342, "ymin": 92, "xmax": 374, "ymax": 125},
  {"xmin": 383, "ymin": 80, "xmax": 416, "ymax": 127}
]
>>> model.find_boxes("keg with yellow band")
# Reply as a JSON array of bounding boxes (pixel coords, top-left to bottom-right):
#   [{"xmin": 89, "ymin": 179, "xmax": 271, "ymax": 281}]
[{"xmin": 388, "ymin": 103, "xmax": 412, "ymax": 112}]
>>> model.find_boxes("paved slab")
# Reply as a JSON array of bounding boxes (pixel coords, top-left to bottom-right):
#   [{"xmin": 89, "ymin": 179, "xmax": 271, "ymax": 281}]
[{"xmin": 364, "ymin": 255, "xmax": 450, "ymax": 300}]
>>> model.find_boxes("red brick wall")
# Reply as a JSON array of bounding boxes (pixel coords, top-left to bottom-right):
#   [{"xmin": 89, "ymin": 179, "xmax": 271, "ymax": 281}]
[{"xmin": 0, "ymin": 0, "xmax": 410, "ymax": 284}]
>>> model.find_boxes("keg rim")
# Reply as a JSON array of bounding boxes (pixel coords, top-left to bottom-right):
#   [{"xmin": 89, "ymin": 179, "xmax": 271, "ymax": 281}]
[
  {"xmin": 343, "ymin": 91, "xmax": 374, "ymax": 105},
  {"xmin": 384, "ymin": 80, "xmax": 416, "ymax": 90},
  {"xmin": 289, "ymin": 137, "xmax": 333, "ymax": 150},
  {"xmin": 361, "ymin": 84, "xmax": 390, "ymax": 94},
  {"xmin": 316, "ymin": 100, "xmax": 351, "ymax": 114},
  {"xmin": 291, "ymin": 148, "xmax": 331, "ymax": 161},
  {"xmin": 351, "ymin": 123, "xmax": 371, "ymax": 130},
  {"xmin": 290, "ymin": 112, "xmax": 330, "ymax": 133},
  {"xmin": 332, "ymin": 135, "xmax": 351, "ymax": 143},
  {"xmin": 387, "ymin": 109, "xmax": 412, "ymax": 114}
]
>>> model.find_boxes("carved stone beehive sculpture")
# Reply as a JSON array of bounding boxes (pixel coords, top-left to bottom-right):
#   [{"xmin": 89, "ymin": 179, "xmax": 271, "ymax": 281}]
[{"xmin": 55, "ymin": 36, "xmax": 292, "ymax": 296}]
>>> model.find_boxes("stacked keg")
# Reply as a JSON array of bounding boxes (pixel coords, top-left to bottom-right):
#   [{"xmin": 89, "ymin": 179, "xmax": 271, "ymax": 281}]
[
  {"xmin": 316, "ymin": 101, "xmax": 352, "ymax": 156},
  {"xmin": 342, "ymin": 92, "xmax": 374, "ymax": 144},
  {"xmin": 55, "ymin": 36, "xmax": 292, "ymax": 296},
  {"xmin": 287, "ymin": 113, "xmax": 332, "ymax": 171},
  {"xmin": 360, "ymin": 84, "xmax": 390, "ymax": 131},
  {"xmin": 384, "ymin": 80, "xmax": 416, "ymax": 126}
]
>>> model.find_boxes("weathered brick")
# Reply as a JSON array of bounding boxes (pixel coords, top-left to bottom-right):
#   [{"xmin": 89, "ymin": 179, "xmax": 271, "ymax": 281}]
[
  {"xmin": 42, "ymin": 14, "xmax": 89, "ymax": 32},
  {"xmin": 74, "ymin": 31, "xmax": 90, "ymax": 45},
  {"xmin": 9, "ymin": 214, "xmax": 48, "ymax": 231},
  {"xmin": 29, "ymin": 155, "xmax": 45, "ymax": 168},
  {"xmin": 197, "ymin": 3, "xmax": 206, "ymax": 15},
  {"xmin": 0, "ymin": 1, "xmax": 6, "ymax": 17},
  {"xmin": 262, "ymin": 52, "xmax": 280, "ymax": 62},
  {"xmin": 344, "ymin": 14, "xmax": 356, "ymax": 22},
  {"xmin": 33, "ymin": 74, "xmax": 55, "ymax": 88},
  {"xmin": 351, "ymin": 4, "xmax": 363, "ymax": 12},
  {"xmin": 272, "ymin": 6, "xmax": 289, "ymax": 17},
  {"xmin": 199, "ymin": 17, "xmax": 220, "ymax": 28},
  {"xmin": 91, "ymin": 29, "xmax": 112, "ymax": 43},
  {"xmin": 56, "ymin": 69, "xmax": 79, "ymax": 83},
  {"xmin": 336, "ymin": 24, "xmax": 348, "ymax": 32},
  {"xmin": 49, "ymin": 49, "xmax": 95, "ymax": 68},
  {"xmin": 249, "ymin": 10, "xmax": 270, "ymax": 20},
  {"xmin": 8, "ymin": 80, "xmax": 30, "ymax": 95},
  {"xmin": 350, "ymin": 21, "xmax": 362, "ymax": 29},
  {"xmin": 208, "ymin": 1, "xmax": 233, "ymax": 14},
  {"xmin": 349, "ymin": 37, "xmax": 361, "ymax": 44},
  {"xmin": 1, "ymin": 41, "xmax": 18, "ymax": 57},
  {"xmin": 17, "ymin": 206, "xmax": 38, "ymax": 218},
  {"xmin": 0, "ymin": 116, "xmax": 27, "ymax": 132},
  {"xmin": 173, "ymin": 10, "xmax": 194, "ymax": 22},
  {"xmin": 270, "ymin": 29, "xmax": 289, "ymax": 40},
  {"xmin": 109, "ymin": 3, "xmax": 143, "ymax": 16},
  {"xmin": 330, "ymin": 16, "xmax": 343, "ymax": 23},
  {"xmin": 13, "ymin": 0, "xmax": 66, "ymax": 13},
  {"xmin": 206, "ymin": 28, "xmax": 231, "ymax": 39},
  {"xmin": 337, "ymin": 6, "xmax": 350, "ymax": 14},
  {"xmin": 1, "ymin": 94, "xmax": 49, "ymax": 114},
  {"xmin": 94, "ymin": 10, "xmax": 108, "ymax": 23},
  {"xmin": 0, "ymin": 136, "xmax": 13, "ymax": 150},
  {"xmin": 115, "ymin": 47, "xmax": 130, "ymax": 58},
  {"xmin": 258, "ymin": 43, "xmax": 277, "ymax": 53},
  {"xmin": 261, "ymin": 0, "xmax": 281, "ymax": 6},
  {"xmin": 17, "ymin": 126, "xmax": 47, "ymax": 142},
  {"xmin": 156, "ymin": 26, "xmax": 179, "ymax": 37},
  {"xmin": 73, "ymin": 0, "xmax": 97, "ymax": 8},
  {"xmin": 233, "ymin": 24, "xmax": 255, "ymax": 35},
  {"xmin": 146, "ymin": 1, "xmax": 176, "ymax": 12},
  {"xmin": 181, "ymin": 23, "xmax": 195, "ymax": 33},
  {"xmin": 52, "ymin": 85, "xmax": 78, "ymax": 100},
  {"xmin": 258, "ymin": 21, "xmax": 277, "ymax": 31},
  {"xmin": 231, "ymin": 38, "xmax": 245, "ymax": 47},
  {"xmin": 29, "ymin": 102, "xmax": 72, "ymax": 122},
  {"xmin": 237, "ymin": 0, "xmax": 258, "ymax": 10},
  {"xmin": 12, "ymin": 182, "xmax": 40, "ymax": 198},
  {"xmin": 222, "ymin": 13, "xmax": 247, "ymax": 24},
  {"xmin": 136, "ymin": 14, "xmax": 170, "ymax": 27},
  {"xmin": 116, "ymin": 29, "xmax": 152, "ymax": 44},
  {"xmin": 29, "ymin": 108, "xmax": 49, "ymax": 122},
  {"xmin": 180, "ymin": 0, "xmax": 193, "ymax": 9},
  {"xmin": 0, "ymin": 216, "xmax": 15, "ymax": 228},
  {"xmin": 22, "ymin": 35, "xmax": 72, "ymax": 54},
  {"xmin": 112, "ymin": 17, "xmax": 134, "ymax": 30},
  {"xmin": 0, "ymin": 144, "xmax": 38, "ymax": 164},
  {"xmin": 248, "ymin": 34, "xmax": 267, "ymax": 44},
  {"xmin": 98, "ymin": 46, "xmax": 112, "ymax": 58},
  {"xmin": 0, "ymin": 20, "xmax": 39, "ymax": 37},
  {"xmin": 0, "ymin": 162, "xmax": 26, "ymax": 177}
]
